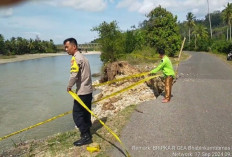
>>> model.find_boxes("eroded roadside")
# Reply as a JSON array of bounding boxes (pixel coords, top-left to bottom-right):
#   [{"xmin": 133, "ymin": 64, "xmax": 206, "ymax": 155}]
[{"xmin": 0, "ymin": 52, "xmax": 190, "ymax": 157}]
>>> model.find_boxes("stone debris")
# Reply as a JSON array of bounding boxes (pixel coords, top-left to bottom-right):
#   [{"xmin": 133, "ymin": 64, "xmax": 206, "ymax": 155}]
[{"xmin": 91, "ymin": 61, "xmax": 165, "ymax": 122}]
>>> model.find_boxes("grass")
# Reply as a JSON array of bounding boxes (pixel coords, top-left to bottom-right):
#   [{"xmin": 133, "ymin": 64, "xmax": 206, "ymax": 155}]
[
  {"xmin": 172, "ymin": 51, "xmax": 190, "ymax": 65},
  {"xmin": 123, "ymin": 50, "xmax": 189, "ymax": 65},
  {"xmin": 1, "ymin": 51, "xmax": 191, "ymax": 157},
  {"xmin": 0, "ymin": 55, "xmax": 16, "ymax": 59},
  {"xmin": 118, "ymin": 51, "xmax": 190, "ymax": 73},
  {"xmin": 1, "ymin": 105, "xmax": 137, "ymax": 157},
  {"xmin": 208, "ymin": 51, "xmax": 232, "ymax": 67}
]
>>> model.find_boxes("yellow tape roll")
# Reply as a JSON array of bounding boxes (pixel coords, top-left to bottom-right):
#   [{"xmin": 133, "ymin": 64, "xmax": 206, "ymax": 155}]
[{"xmin": 86, "ymin": 143, "xmax": 100, "ymax": 153}]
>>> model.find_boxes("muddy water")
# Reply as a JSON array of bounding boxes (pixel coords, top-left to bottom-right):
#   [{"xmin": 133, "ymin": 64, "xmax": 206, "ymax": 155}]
[{"xmin": 0, "ymin": 54, "xmax": 102, "ymax": 150}]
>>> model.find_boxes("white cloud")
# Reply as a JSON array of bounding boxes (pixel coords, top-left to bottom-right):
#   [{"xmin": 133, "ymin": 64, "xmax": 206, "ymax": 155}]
[
  {"xmin": 116, "ymin": 0, "xmax": 232, "ymax": 21},
  {"xmin": 117, "ymin": 0, "xmax": 141, "ymax": 12},
  {"xmin": 24, "ymin": 31, "xmax": 40, "ymax": 36},
  {"xmin": 45, "ymin": 0, "xmax": 108, "ymax": 12},
  {"xmin": 0, "ymin": 8, "xmax": 13, "ymax": 17},
  {"xmin": 8, "ymin": 16, "xmax": 55, "ymax": 30}
]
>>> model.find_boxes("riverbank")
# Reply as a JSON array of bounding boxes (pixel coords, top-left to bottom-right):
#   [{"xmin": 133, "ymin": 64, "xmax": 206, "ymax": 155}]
[
  {"xmin": 0, "ymin": 51, "xmax": 101, "ymax": 64},
  {"xmin": 0, "ymin": 52, "xmax": 189, "ymax": 156}
]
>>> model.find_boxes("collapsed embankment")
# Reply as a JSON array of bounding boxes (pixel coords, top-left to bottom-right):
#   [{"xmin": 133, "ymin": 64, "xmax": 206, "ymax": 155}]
[
  {"xmin": 92, "ymin": 61, "xmax": 165, "ymax": 121},
  {"xmin": 0, "ymin": 61, "xmax": 165, "ymax": 157}
]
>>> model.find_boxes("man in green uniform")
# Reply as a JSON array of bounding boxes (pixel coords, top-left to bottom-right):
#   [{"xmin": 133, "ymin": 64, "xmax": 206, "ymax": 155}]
[{"xmin": 150, "ymin": 48, "xmax": 175, "ymax": 103}]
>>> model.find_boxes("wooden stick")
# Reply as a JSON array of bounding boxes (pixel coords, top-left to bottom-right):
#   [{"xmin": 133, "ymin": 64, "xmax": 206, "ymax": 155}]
[{"xmin": 175, "ymin": 37, "xmax": 186, "ymax": 77}]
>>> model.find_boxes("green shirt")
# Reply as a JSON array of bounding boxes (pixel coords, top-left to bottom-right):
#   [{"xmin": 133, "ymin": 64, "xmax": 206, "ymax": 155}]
[{"xmin": 150, "ymin": 55, "xmax": 175, "ymax": 77}]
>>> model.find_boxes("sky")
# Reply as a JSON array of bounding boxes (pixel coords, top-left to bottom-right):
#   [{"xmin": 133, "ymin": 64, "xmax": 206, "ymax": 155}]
[{"xmin": 0, "ymin": 0, "xmax": 232, "ymax": 44}]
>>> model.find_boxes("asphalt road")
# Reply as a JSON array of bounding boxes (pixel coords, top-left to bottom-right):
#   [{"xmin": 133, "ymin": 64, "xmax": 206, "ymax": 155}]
[{"xmin": 110, "ymin": 52, "xmax": 232, "ymax": 157}]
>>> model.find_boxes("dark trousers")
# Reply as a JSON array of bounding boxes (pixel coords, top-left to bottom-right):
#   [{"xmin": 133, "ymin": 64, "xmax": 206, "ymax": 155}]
[{"xmin": 73, "ymin": 93, "xmax": 92, "ymax": 135}]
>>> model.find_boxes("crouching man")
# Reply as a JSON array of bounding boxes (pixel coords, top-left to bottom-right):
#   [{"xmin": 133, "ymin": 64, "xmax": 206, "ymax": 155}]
[{"xmin": 150, "ymin": 48, "xmax": 175, "ymax": 103}]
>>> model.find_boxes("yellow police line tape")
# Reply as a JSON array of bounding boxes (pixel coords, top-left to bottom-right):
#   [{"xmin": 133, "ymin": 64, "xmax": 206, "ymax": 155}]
[
  {"xmin": 69, "ymin": 91, "xmax": 131, "ymax": 157},
  {"xmin": 92, "ymin": 74, "xmax": 161, "ymax": 104},
  {"xmin": 0, "ymin": 111, "xmax": 72, "ymax": 141},
  {"xmin": 93, "ymin": 71, "xmax": 149, "ymax": 87},
  {"xmin": 0, "ymin": 73, "xmax": 160, "ymax": 142}
]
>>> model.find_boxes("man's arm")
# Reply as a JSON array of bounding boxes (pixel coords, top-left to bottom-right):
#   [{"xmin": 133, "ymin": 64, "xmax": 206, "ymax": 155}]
[
  {"xmin": 67, "ymin": 56, "xmax": 80, "ymax": 92},
  {"xmin": 67, "ymin": 72, "xmax": 78, "ymax": 92},
  {"xmin": 150, "ymin": 59, "xmax": 166, "ymax": 74}
]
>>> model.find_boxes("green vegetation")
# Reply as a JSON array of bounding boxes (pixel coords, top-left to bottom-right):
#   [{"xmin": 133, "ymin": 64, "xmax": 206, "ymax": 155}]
[
  {"xmin": 0, "ymin": 55, "xmax": 16, "ymax": 59},
  {"xmin": 92, "ymin": 4, "xmax": 232, "ymax": 64},
  {"xmin": 92, "ymin": 21, "xmax": 125, "ymax": 63},
  {"xmin": 209, "ymin": 51, "xmax": 232, "ymax": 67},
  {"xmin": 0, "ymin": 34, "xmax": 57, "ymax": 55},
  {"xmin": 180, "ymin": 2, "xmax": 232, "ymax": 53},
  {"xmin": 1, "ymin": 105, "xmax": 137, "ymax": 157},
  {"xmin": 145, "ymin": 6, "xmax": 181, "ymax": 57},
  {"xmin": 3, "ymin": 3, "xmax": 232, "ymax": 157},
  {"xmin": 92, "ymin": 6, "xmax": 182, "ymax": 64},
  {"xmin": 0, "ymin": 50, "xmax": 190, "ymax": 156}
]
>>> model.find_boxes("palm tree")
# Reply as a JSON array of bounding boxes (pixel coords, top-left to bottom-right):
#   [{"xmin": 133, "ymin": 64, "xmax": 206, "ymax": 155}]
[
  {"xmin": 28, "ymin": 39, "xmax": 34, "ymax": 53},
  {"xmin": 192, "ymin": 24, "xmax": 209, "ymax": 50},
  {"xmin": 186, "ymin": 12, "xmax": 195, "ymax": 44},
  {"xmin": 207, "ymin": 0, "xmax": 213, "ymax": 39},
  {"xmin": 222, "ymin": 3, "xmax": 232, "ymax": 41},
  {"xmin": 0, "ymin": 34, "xmax": 6, "ymax": 55}
]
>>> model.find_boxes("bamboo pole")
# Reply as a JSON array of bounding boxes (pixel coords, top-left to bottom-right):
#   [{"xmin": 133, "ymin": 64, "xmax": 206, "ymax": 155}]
[{"xmin": 175, "ymin": 37, "xmax": 186, "ymax": 77}]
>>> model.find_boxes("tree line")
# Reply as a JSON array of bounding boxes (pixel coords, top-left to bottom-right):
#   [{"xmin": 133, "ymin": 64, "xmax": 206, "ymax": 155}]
[
  {"xmin": 1, "ymin": 3, "xmax": 232, "ymax": 62},
  {"xmin": 93, "ymin": 3, "xmax": 232, "ymax": 64},
  {"xmin": 180, "ymin": 2, "xmax": 232, "ymax": 53},
  {"xmin": 0, "ymin": 35, "xmax": 58, "ymax": 55},
  {"xmin": 92, "ymin": 6, "xmax": 181, "ymax": 63}
]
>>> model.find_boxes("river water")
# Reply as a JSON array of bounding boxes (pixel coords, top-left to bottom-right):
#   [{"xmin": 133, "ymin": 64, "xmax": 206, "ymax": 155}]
[{"xmin": 0, "ymin": 54, "xmax": 102, "ymax": 150}]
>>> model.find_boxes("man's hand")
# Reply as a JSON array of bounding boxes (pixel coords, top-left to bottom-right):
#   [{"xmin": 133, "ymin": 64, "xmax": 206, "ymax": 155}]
[
  {"xmin": 67, "ymin": 87, "xmax": 72, "ymax": 92},
  {"xmin": 149, "ymin": 71, "xmax": 155, "ymax": 76}
]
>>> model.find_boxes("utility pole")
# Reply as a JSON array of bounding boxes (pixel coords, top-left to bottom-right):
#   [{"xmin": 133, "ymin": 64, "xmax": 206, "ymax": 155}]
[{"xmin": 207, "ymin": 0, "xmax": 213, "ymax": 39}]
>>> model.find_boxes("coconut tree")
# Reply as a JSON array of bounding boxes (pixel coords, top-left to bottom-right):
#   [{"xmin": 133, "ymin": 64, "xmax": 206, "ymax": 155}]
[
  {"xmin": 207, "ymin": 0, "xmax": 213, "ymax": 39},
  {"xmin": 27, "ymin": 39, "xmax": 35, "ymax": 53},
  {"xmin": 222, "ymin": 3, "xmax": 232, "ymax": 41},
  {"xmin": 192, "ymin": 24, "xmax": 209, "ymax": 50},
  {"xmin": 186, "ymin": 12, "xmax": 195, "ymax": 44},
  {"xmin": 0, "ymin": 34, "xmax": 6, "ymax": 55}
]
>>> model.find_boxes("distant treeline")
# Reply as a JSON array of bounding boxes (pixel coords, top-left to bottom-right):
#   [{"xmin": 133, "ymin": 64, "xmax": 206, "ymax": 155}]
[
  {"xmin": 179, "ymin": 2, "xmax": 232, "ymax": 53},
  {"xmin": 0, "ymin": 34, "xmax": 58, "ymax": 55}
]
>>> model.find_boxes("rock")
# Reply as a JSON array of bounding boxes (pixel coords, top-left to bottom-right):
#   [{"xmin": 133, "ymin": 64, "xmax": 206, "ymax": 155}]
[
  {"xmin": 94, "ymin": 93, "xmax": 103, "ymax": 101},
  {"xmin": 100, "ymin": 61, "xmax": 141, "ymax": 82},
  {"xmin": 139, "ymin": 93, "xmax": 155, "ymax": 101},
  {"xmin": 91, "ymin": 61, "xmax": 164, "ymax": 121},
  {"xmin": 146, "ymin": 77, "xmax": 164, "ymax": 96},
  {"xmin": 92, "ymin": 80, "xmax": 100, "ymax": 86},
  {"xmin": 102, "ymin": 102, "xmax": 116, "ymax": 111},
  {"xmin": 109, "ymin": 97, "xmax": 119, "ymax": 103}
]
